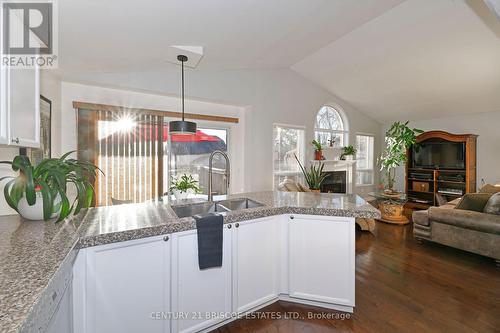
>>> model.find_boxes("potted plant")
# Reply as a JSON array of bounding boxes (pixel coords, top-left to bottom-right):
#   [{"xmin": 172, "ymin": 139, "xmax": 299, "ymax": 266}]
[
  {"xmin": 170, "ymin": 174, "xmax": 202, "ymax": 200},
  {"xmin": 379, "ymin": 121, "xmax": 423, "ymax": 193},
  {"xmin": 312, "ymin": 140, "xmax": 323, "ymax": 160},
  {"xmin": 0, "ymin": 152, "xmax": 100, "ymax": 221},
  {"xmin": 340, "ymin": 145, "xmax": 357, "ymax": 160},
  {"xmin": 294, "ymin": 154, "xmax": 327, "ymax": 192}
]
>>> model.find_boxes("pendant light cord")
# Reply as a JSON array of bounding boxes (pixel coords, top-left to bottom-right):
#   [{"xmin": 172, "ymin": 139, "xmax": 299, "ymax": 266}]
[{"xmin": 181, "ymin": 58, "xmax": 185, "ymax": 121}]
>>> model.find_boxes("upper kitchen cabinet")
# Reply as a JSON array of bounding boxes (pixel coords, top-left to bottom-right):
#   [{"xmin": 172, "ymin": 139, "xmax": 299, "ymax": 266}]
[{"xmin": 5, "ymin": 66, "xmax": 40, "ymax": 147}]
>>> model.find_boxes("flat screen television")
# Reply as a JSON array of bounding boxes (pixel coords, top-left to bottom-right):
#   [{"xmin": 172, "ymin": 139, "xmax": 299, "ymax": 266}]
[{"xmin": 412, "ymin": 141, "xmax": 465, "ymax": 169}]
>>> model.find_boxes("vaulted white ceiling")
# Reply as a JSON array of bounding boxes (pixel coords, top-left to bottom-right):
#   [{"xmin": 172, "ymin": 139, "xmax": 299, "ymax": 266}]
[
  {"xmin": 58, "ymin": 0, "xmax": 500, "ymax": 122},
  {"xmin": 292, "ymin": 0, "xmax": 500, "ymax": 122},
  {"xmin": 59, "ymin": 0, "xmax": 403, "ymax": 71}
]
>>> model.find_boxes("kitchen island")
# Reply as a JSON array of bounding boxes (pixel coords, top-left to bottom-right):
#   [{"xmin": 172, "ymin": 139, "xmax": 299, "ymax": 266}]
[{"xmin": 0, "ymin": 191, "xmax": 379, "ymax": 333}]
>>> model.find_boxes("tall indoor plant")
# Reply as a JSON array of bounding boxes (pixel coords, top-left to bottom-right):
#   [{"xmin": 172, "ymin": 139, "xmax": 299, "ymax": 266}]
[
  {"xmin": 379, "ymin": 121, "xmax": 423, "ymax": 193},
  {"xmin": 0, "ymin": 151, "xmax": 100, "ymax": 221},
  {"xmin": 294, "ymin": 154, "xmax": 327, "ymax": 191}
]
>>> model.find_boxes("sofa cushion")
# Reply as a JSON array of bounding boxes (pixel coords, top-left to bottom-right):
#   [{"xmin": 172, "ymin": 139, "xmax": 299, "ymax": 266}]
[
  {"xmin": 479, "ymin": 184, "xmax": 500, "ymax": 194},
  {"xmin": 484, "ymin": 192, "xmax": 500, "ymax": 215},
  {"xmin": 455, "ymin": 193, "xmax": 492, "ymax": 212},
  {"xmin": 428, "ymin": 207, "xmax": 500, "ymax": 234},
  {"xmin": 412, "ymin": 210, "xmax": 430, "ymax": 226}
]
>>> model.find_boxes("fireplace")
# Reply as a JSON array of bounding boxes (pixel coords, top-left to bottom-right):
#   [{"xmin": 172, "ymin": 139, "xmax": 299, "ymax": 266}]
[{"xmin": 321, "ymin": 171, "xmax": 347, "ymax": 194}]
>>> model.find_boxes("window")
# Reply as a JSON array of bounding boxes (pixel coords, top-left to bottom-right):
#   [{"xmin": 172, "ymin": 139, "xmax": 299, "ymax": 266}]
[
  {"xmin": 356, "ymin": 134, "xmax": 374, "ymax": 186},
  {"xmin": 166, "ymin": 126, "xmax": 229, "ymax": 197},
  {"xmin": 314, "ymin": 106, "xmax": 348, "ymax": 147},
  {"xmin": 273, "ymin": 125, "xmax": 305, "ymax": 188}
]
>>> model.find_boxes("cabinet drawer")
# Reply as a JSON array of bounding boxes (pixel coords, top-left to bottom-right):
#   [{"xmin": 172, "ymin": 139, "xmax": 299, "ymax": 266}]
[{"xmin": 412, "ymin": 181, "xmax": 430, "ymax": 192}]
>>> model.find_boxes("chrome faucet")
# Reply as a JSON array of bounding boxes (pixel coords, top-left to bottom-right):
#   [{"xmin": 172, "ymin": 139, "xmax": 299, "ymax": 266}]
[{"xmin": 208, "ymin": 150, "xmax": 230, "ymax": 201}]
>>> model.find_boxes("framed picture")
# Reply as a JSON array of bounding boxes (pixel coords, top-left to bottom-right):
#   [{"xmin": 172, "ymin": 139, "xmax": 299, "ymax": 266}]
[{"xmin": 20, "ymin": 95, "xmax": 52, "ymax": 164}]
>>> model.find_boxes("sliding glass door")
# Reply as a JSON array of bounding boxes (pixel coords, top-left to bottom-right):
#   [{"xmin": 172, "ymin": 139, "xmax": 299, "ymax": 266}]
[{"xmin": 77, "ymin": 108, "xmax": 231, "ymax": 206}]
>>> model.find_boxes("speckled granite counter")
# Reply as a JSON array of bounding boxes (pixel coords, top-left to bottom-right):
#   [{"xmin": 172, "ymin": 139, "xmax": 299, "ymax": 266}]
[{"xmin": 0, "ymin": 191, "xmax": 379, "ymax": 332}]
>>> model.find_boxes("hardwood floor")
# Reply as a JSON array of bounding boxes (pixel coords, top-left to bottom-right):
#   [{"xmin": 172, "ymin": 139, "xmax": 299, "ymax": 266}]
[{"xmin": 213, "ymin": 222, "xmax": 500, "ymax": 333}]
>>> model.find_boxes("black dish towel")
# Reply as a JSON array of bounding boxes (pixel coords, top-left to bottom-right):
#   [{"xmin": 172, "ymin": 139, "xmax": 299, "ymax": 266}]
[{"xmin": 194, "ymin": 213, "xmax": 224, "ymax": 270}]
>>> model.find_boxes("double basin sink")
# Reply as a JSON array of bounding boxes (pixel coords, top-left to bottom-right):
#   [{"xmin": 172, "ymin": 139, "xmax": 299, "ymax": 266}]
[{"xmin": 171, "ymin": 198, "xmax": 264, "ymax": 218}]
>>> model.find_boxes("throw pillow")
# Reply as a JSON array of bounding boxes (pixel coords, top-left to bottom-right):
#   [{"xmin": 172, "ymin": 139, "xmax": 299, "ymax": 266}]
[
  {"xmin": 479, "ymin": 184, "xmax": 500, "ymax": 194},
  {"xmin": 455, "ymin": 193, "xmax": 492, "ymax": 212},
  {"xmin": 484, "ymin": 192, "xmax": 500, "ymax": 215}
]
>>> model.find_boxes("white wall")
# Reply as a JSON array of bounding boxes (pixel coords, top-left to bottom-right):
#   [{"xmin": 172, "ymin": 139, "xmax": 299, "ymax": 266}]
[
  {"xmin": 0, "ymin": 70, "xmax": 62, "ymax": 216},
  {"xmin": 62, "ymin": 67, "xmax": 383, "ymax": 193},
  {"xmin": 383, "ymin": 110, "xmax": 500, "ymax": 192},
  {"xmin": 60, "ymin": 82, "xmax": 247, "ymax": 194}
]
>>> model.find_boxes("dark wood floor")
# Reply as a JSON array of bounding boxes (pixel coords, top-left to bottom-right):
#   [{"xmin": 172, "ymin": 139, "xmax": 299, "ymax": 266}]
[{"xmin": 214, "ymin": 222, "xmax": 500, "ymax": 333}]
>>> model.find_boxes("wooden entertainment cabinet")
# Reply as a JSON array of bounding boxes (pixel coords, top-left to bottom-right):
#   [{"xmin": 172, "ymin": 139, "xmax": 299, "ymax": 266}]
[{"xmin": 405, "ymin": 131, "xmax": 477, "ymax": 209}]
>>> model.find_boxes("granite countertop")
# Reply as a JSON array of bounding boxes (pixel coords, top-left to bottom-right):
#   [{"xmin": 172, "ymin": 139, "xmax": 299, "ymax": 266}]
[{"xmin": 0, "ymin": 191, "xmax": 379, "ymax": 332}]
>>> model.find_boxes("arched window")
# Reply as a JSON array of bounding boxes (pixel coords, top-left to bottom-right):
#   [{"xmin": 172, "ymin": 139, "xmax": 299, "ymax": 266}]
[{"xmin": 314, "ymin": 106, "xmax": 348, "ymax": 147}]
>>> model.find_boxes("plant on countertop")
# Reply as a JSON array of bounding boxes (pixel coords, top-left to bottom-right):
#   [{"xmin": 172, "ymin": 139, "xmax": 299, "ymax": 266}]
[
  {"xmin": 170, "ymin": 174, "xmax": 202, "ymax": 194},
  {"xmin": 294, "ymin": 154, "xmax": 327, "ymax": 191},
  {"xmin": 340, "ymin": 145, "xmax": 357, "ymax": 160},
  {"xmin": 0, "ymin": 151, "xmax": 101, "ymax": 221},
  {"xmin": 379, "ymin": 121, "xmax": 423, "ymax": 192}
]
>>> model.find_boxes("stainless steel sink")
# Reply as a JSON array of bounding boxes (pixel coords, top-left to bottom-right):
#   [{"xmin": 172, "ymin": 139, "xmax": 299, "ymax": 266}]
[
  {"xmin": 171, "ymin": 198, "xmax": 264, "ymax": 218},
  {"xmin": 171, "ymin": 202, "xmax": 230, "ymax": 218},
  {"xmin": 217, "ymin": 198, "xmax": 265, "ymax": 211}
]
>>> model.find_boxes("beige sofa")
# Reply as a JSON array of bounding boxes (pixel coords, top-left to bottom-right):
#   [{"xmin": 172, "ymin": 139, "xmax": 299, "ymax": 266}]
[{"xmin": 413, "ymin": 189, "xmax": 500, "ymax": 265}]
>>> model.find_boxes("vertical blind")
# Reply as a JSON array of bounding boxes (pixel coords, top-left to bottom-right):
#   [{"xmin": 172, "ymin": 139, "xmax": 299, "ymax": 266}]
[{"xmin": 77, "ymin": 109, "xmax": 163, "ymax": 206}]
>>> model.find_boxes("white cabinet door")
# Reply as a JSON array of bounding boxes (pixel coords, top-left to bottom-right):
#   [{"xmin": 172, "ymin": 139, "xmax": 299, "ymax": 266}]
[
  {"xmin": 288, "ymin": 215, "xmax": 355, "ymax": 307},
  {"xmin": 0, "ymin": 6, "xmax": 7, "ymax": 145},
  {"xmin": 6, "ymin": 66, "xmax": 40, "ymax": 147},
  {"xmin": 171, "ymin": 226, "xmax": 232, "ymax": 333},
  {"xmin": 85, "ymin": 235, "xmax": 171, "ymax": 333},
  {"xmin": 232, "ymin": 216, "xmax": 280, "ymax": 313},
  {"xmin": 47, "ymin": 280, "xmax": 73, "ymax": 333}
]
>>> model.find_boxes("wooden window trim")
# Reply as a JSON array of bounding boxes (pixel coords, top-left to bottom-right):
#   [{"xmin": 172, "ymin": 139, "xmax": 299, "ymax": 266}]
[{"xmin": 73, "ymin": 101, "xmax": 239, "ymax": 124}]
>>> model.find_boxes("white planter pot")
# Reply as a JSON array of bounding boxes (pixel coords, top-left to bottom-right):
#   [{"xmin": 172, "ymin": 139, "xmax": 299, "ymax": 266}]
[
  {"xmin": 172, "ymin": 189, "xmax": 190, "ymax": 201},
  {"xmin": 18, "ymin": 192, "xmax": 62, "ymax": 221}
]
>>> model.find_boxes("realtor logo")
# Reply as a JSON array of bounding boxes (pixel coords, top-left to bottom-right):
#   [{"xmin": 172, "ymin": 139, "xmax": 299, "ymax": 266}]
[{"xmin": 1, "ymin": 0, "xmax": 58, "ymax": 68}]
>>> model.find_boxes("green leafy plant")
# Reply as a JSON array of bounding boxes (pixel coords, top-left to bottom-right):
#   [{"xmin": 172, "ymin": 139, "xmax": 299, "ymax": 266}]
[
  {"xmin": 340, "ymin": 145, "xmax": 357, "ymax": 160},
  {"xmin": 170, "ymin": 174, "xmax": 201, "ymax": 194},
  {"xmin": 311, "ymin": 139, "xmax": 322, "ymax": 152},
  {"xmin": 294, "ymin": 154, "xmax": 327, "ymax": 190},
  {"xmin": 0, "ymin": 151, "xmax": 101, "ymax": 221},
  {"xmin": 379, "ymin": 121, "xmax": 423, "ymax": 191}
]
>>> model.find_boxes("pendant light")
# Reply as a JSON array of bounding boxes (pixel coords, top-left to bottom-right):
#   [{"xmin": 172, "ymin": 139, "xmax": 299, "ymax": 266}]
[{"xmin": 169, "ymin": 55, "xmax": 197, "ymax": 134}]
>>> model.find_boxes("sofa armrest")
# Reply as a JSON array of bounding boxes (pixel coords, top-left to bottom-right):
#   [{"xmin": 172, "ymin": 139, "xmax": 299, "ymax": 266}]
[{"xmin": 428, "ymin": 207, "xmax": 500, "ymax": 235}]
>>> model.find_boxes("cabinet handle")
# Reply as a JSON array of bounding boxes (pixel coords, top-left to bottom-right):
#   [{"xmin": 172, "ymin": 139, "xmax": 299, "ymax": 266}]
[
  {"xmin": 227, "ymin": 224, "xmax": 232, "ymax": 229},
  {"xmin": 290, "ymin": 216, "xmax": 294, "ymax": 220},
  {"xmin": 11, "ymin": 137, "xmax": 19, "ymax": 144},
  {"xmin": 235, "ymin": 223, "xmax": 239, "ymax": 228},
  {"xmin": 163, "ymin": 235, "xmax": 169, "ymax": 242}
]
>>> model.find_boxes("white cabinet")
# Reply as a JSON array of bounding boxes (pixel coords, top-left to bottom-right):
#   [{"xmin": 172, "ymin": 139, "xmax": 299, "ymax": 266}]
[
  {"xmin": 288, "ymin": 215, "xmax": 355, "ymax": 307},
  {"xmin": 82, "ymin": 235, "xmax": 171, "ymax": 333},
  {"xmin": 171, "ymin": 226, "xmax": 233, "ymax": 333},
  {"xmin": 47, "ymin": 280, "xmax": 73, "ymax": 333},
  {"xmin": 73, "ymin": 214, "xmax": 356, "ymax": 332},
  {"xmin": 7, "ymin": 67, "xmax": 40, "ymax": 147},
  {"xmin": 232, "ymin": 216, "xmax": 280, "ymax": 313},
  {"xmin": 0, "ymin": 65, "xmax": 40, "ymax": 147}
]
